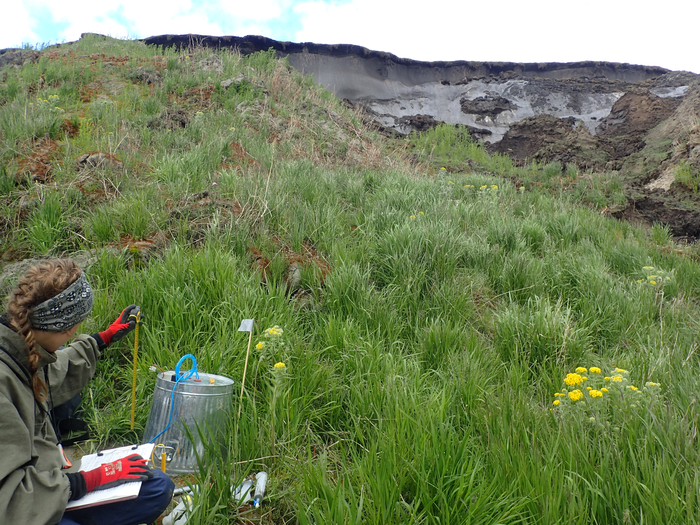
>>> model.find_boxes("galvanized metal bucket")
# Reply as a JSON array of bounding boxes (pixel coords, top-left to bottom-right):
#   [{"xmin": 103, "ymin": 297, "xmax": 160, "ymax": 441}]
[{"xmin": 143, "ymin": 370, "xmax": 234, "ymax": 474}]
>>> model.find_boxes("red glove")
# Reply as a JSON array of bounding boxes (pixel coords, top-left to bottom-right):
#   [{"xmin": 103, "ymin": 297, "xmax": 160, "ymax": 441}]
[
  {"xmin": 99, "ymin": 305, "xmax": 141, "ymax": 345},
  {"xmin": 81, "ymin": 454, "xmax": 154, "ymax": 492}
]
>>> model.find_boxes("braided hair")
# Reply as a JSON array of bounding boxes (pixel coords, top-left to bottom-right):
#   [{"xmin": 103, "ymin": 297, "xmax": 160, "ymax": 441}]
[{"xmin": 6, "ymin": 259, "xmax": 82, "ymax": 402}]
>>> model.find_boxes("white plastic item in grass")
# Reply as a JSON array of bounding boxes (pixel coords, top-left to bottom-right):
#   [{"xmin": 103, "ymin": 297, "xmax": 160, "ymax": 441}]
[
  {"xmin": 162, "ymin": 494, "xmax": 192, "ymax": 525},
  {"xmin": 233, "ymin": 479, "xmax": 254, "ymax": 504},
  {"xmin": 253, "ymin": 471, "xmax": 268, "ymax": 508}
]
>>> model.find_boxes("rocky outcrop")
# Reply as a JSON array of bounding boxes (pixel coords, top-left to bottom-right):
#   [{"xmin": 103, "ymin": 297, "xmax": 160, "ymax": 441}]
[{"xmin": 0, "ymin": 49, "xmax": 39, "ymax": 71}]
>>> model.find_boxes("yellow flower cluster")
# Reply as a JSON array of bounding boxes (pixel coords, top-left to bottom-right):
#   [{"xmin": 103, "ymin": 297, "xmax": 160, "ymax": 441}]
[
  {"xmin": 568, "ymin": 390, "xmax": 583, "ymax": 401},
  {"xmin": 265, "ymin": 326, "xmax": 283, "ymax": 337},
  {"xmin": 564, "ymin": 373, "xmax": 585, "ymax": 386},
  {"xmin": 552, "ymin": 365, "xmax": 661, "ymax": 421},
  {"xmin": 637, "ymin": 266, "xmax": 674, "ymax": 288},
  {"xmin": 274, "ymin": 362, "xmax": 286, "ymax": 369},
  {"xmin": 256, "ymin": 325, "xmax": 285, "ymax": 353}
]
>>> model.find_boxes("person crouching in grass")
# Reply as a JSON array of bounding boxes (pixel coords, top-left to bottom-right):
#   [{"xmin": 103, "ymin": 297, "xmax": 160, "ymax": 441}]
[{"xmin": 0, "ymin": 259, "xmax": 173, "ymax": 525}]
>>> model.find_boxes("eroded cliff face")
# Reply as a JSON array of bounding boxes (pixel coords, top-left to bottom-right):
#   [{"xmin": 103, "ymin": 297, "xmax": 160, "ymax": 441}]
[{"xmin": 141, "ymin": 34, "xmax": 695, "ymax": 144}]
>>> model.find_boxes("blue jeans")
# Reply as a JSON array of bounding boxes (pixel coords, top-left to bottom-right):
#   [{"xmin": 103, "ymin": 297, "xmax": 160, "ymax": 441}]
[{"xmin": 59, "ymin": 470, "xmax": 174, "ymax": 525}]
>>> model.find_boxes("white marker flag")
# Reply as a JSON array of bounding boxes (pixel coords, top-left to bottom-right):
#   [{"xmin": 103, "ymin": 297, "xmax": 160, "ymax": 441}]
[{"xmin": 238, "ymin": 319, "xmax": 254, "ymax": 332}]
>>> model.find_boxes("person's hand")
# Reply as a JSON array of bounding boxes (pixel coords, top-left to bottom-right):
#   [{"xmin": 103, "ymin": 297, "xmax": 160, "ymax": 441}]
[
  {"xmin": 99, "ymin": 305, "xmax": 141, "ymax": 345},
  {"xmin": 81, "ymin": 454, "xmax": 154, "ymax": 492}
]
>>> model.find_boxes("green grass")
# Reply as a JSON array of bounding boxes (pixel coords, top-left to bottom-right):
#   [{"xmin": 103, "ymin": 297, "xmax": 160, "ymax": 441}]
[
  {"xmin": 675, "ymin": 161, "xmax": 700, "ymax": 193},
  {"xmin": 2, "ymin": 37, "xmax": 700, "ymax": 524}
]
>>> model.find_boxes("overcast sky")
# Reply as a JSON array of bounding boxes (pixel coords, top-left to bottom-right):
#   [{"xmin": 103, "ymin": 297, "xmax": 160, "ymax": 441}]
[{"xmin": 4, "ymin": 0, "xmax": 699, "ymax": 74}]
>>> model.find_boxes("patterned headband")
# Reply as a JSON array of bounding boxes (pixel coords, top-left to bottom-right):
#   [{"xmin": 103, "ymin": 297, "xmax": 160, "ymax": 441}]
[{"xmin": 28, "ymin": 272, "xmax": 94, "ymax": 332}]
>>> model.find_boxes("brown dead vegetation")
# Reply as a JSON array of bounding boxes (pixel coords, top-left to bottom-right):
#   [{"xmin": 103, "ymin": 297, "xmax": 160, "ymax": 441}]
[{"xmin": 16, "ymin": 137, "xmax": 61, "ymax": 183}]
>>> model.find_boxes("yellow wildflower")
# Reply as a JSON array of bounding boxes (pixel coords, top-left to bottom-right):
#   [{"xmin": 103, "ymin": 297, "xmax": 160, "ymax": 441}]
[
  {"xmin": 419, "ymin": 211, "xmax": 424, "ymax": 215},
  {"xmin": 589, "ymin": 367, "xmax": 601, "ymax": 374},
  {"xmin": 643, "ymin": 266, "xmax": 654, "ymax": 270},
  {"xmin": 491, "ymin": 184, "xmax": 498, "ymax": 189},
  {"xmin": 564, "ymin": 373, "xmax": 585, "ymax": 386},
  {"xmin": 568, "ymin": 390, "xmax": 583, "ymax": 402},
  {"xmin": 256, "ymin": 342, "xmax": 264, "ymax": 350},
  {"xmin": 589, "ymin": 390, "xmax": 603, "ymax": 398},
  {"xmin": 274, "ymin": 362, "xmax": 286, "ymax": 369},
  {"xmin": 645, "ymin": 381, "xmax": 660, "ymax": 387},
  {"xmin": 628, "ymin": 386, "xmax": 638, "ymax": 391},
  {"xmin": 410, "ymin": 215, "xmax": 416, "ymax": 219},
  {"xmin": 614, "ymin": 368, "xmax": 628, "ymax": 374},
  {"xmin": 601, "ymin": 388, "xmax": 609, "ymax": 393},
  {"xmin": 586, "ymin": 386, "xmax": 592, "ymax": 390},
  {"xmin": 266, "ymin": 326, "xmax": 283, "ymax": 336},
  {"xmin": 649, "ymin": 280, "xmax": 657, "ymax": 286},
  {"xmin": 576, "ymin": 367, "xmax": 588, "ymax": 373},
  {"xmin": 611, "ymin": 375, "xmax": 624, "ymax": 382},
  {"xmin": 553, "ymin": 400, "xmax": 560, "ymax": 406}
]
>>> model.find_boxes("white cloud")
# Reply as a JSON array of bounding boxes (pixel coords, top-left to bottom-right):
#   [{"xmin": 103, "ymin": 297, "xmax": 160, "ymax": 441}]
[
  {"xmin": 3, "ymin": 2, "xmax": 41, "ymax": 48},
  {"xmin": 4, "ymin": 0, "xmax": 698, "ymax": 73},
  {"xmin": 291, "ymin": 0, "xmax": 699, "ymax": 73},
  {"xmin": 214, "ymin": 0, "xmax": 289, "ymax": 21}
]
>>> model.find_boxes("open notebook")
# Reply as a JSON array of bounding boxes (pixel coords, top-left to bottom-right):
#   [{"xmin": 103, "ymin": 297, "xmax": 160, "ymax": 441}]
[{"xmin": 65, "ymin": 443, "xmax": 156, "ymax": 510}]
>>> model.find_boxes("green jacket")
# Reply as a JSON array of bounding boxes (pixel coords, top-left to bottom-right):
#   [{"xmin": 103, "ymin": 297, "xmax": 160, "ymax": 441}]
[{"xmin": 0, "ymin": 319, "xmax": 101, "ymax": 525}]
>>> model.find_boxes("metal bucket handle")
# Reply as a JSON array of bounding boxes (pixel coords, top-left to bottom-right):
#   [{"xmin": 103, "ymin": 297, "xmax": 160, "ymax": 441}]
[
  {"xmin": 147, "ymin": 354, "xmax": 199, "ymax": 444},
  {"xmin": 174, "ymin": 354, "xmax": 198, "ymax": 381}
]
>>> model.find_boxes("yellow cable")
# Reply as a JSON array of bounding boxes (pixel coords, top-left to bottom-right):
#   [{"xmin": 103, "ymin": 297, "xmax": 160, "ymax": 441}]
[
  {"xmin": 129, "ymin": 312, "xmax": 141, "ymax": 431},
  {"xmin": 151, "ymin": 444, "xmax": 171, "ymax": 473},
  {"xmin": 151, "ymin": 444, "xmax": 165, "ymax": 465}
]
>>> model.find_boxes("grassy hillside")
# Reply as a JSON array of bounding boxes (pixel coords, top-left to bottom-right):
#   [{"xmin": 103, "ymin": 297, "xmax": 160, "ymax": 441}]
[{"xmin": 2, "ymin": 35, "xmax": 700, "ymax": 524}]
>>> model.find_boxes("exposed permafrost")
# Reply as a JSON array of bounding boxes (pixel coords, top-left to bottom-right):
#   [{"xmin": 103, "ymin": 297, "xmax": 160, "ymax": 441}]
[{"xmin": 366, "ymin": 80, "xmax": 626, "ymax": 142}]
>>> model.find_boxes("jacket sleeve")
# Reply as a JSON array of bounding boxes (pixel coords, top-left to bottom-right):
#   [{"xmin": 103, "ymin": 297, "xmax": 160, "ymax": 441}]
[
  {"xmin": 0, "ymin": 390, "xmax": 69, "ymax": 525},
  {"xmin": 46, "ymin": 334, "xmax": 101, "ymax": 407}
]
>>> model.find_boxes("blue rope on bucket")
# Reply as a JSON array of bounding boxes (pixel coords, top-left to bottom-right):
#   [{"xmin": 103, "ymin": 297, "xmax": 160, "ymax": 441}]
[{"xmin": 148, "ymin": 354, "xmax": 199, "ymax": 444}]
